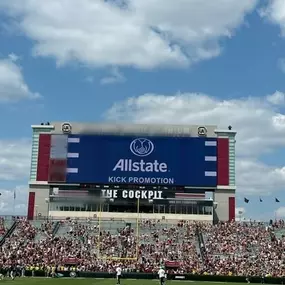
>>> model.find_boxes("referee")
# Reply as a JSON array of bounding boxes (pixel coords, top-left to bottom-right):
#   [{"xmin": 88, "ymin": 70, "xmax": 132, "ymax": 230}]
[
  {"xmin": 158, "ymin": 266, "xmax": 166, "ymax": 285},
  {"xmin": 116, "ymin": 265, "xmax": 122, "ymax": 285}
]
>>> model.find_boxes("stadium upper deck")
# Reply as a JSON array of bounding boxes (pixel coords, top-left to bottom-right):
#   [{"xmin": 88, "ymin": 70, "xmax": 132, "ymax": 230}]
[{"xmin": 28, "ymin": 122, "xmax": 236, "ymax": 223}]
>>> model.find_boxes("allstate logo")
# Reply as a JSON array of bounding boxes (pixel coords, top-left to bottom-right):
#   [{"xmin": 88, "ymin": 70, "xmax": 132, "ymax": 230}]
[{"xmin": 130, "ymin": 138, "xmax": 154, "ymax": 157}]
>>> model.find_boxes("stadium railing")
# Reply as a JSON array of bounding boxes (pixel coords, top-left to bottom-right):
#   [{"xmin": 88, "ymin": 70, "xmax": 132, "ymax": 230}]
[
  {"xmin": 52, "ymin": 221, "xmax": 61, "ymax": 235},
  {"xmin": 0, "ymin": 220, "xmax": 17, "ymax": 246}
]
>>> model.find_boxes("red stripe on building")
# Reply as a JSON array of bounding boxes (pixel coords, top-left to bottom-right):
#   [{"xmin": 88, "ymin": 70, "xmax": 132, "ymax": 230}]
[
  {"xmin": 49, "ymin": 159, "xmax": 67, "ymax": 183},
  {"xmin": 228, "ymin": 197, "xmax": 235, "ymax": 221},
  {"xmin": 27, "ymin": 192, "xmax": 35, "ymax": 220},
  {"xmin": 36, "ymin": 134, "xmax": 51, "ymax": 181},
  {"xmin": 217, "ymin": 138, "xmax": 229, "ymax": 186}
]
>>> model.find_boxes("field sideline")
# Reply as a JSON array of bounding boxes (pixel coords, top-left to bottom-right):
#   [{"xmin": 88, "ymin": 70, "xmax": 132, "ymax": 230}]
[{"xmin": 0, "ymin": 278, "xmax": 251, "ymax": 285}]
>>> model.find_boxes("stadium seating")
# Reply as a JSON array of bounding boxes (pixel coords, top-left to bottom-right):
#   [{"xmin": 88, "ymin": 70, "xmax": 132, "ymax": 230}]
[{"xmin": 0, "ymin": 218, "xmax": 284, "ymax": 277}]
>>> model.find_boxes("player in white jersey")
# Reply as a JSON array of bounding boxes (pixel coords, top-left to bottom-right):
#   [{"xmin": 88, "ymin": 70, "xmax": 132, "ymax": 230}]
[
  {"xmin": 158, "ymin": 266, "xmax": 166, "ymax": 285},
  {"xmin": 116, "ymin": 265, "xmax": 122, "ymax": 285}
]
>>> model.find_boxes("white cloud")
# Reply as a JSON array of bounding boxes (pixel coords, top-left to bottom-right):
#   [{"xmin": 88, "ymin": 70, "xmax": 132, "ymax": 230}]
[
  {"xmin": 100, "ymin": 67, "xmax": 126, "ymax": 85},
  {"xmin": 272, "ymin": 113, "xmax": 285, "ymax": 131},
  {"xmin": 276, "ymin": 207, "xmax": 285, "ymax": 217},
  {"xmin": 106, "ymin": 91, "xmax": 285, "ymax": 195},
  {"xmin": 261, "ymin": 0, "xmax": 285, "ymax": 35},
  {"xmin": 8, "ymin": 53, "xmax": 20, "ymax": 62},
  {"xmin": 0, "ymin": 57, "xmax": 40, "ymax": 102},
  {"xmin": 237, "ymin": 159, "xmax": 285, "ymax": 195},
  {"xmin": 85, "ymin": 76, "xmax": 94, "ymax": 83},
  {"xmin": 0, "ymin": 139, "xmax": 31, "ymax": 181},
  {"xmin": 0, "ymin": 185, "xmax": 28, "ymax": 215},
  {"xmin": 266, "ymin": 90, "xmax": 285, "ymax": 105},
  {"xmin": 0, "ymin": 0, "xmax": 257, "ymax": 69},
  {"xmin": 278, "ymin": 58, "xmax": 285, "ymax": 73},
  {"xmin": 107, "ymin": 92, "xmax": 285, "ymax": 156}
]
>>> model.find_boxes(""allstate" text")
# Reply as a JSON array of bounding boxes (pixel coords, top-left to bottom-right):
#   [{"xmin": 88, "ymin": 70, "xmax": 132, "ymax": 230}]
[{"xmin": 112, "ymin": 159, "xmax": 168, "ymax": 172}]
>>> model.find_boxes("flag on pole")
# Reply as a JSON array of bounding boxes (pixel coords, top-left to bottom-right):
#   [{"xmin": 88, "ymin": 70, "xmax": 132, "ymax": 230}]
[{"xmin": 14, "ymin": 189, "xmax": 16, "ymax": 200}]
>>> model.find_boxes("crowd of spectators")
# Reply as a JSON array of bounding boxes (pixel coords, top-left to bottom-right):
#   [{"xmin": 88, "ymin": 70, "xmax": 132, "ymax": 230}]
[
  {"xmin": 0, "ymin": 217, "xmax": 284, "ymax": 277},
  {"xmin": 202, "ymin": 222, "xmax": 285, "ymax": 277}
]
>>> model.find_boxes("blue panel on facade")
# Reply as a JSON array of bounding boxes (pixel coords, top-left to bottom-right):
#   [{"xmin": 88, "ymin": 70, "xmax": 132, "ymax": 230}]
[{"xmin": 65, "ymin": 135, "xmax": 217, "ymax": 187}]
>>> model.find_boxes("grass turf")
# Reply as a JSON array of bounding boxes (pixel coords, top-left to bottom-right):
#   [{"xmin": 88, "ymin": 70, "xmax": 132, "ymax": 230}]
[{"xmin": 0, "ymin": 278, "xmax": 245, "ymax": 285}]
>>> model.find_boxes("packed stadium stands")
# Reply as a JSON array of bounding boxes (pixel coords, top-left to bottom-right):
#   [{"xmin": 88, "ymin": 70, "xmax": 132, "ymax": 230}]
[{"xmin": 0, "ymin": 217, "xmax": 284, "ymax": 277}]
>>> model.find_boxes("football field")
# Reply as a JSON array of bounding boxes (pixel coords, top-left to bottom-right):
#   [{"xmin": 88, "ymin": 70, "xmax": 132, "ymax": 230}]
[{"xmin": 0, "ymin": 278, "xmax": 247, "ymax": 285}]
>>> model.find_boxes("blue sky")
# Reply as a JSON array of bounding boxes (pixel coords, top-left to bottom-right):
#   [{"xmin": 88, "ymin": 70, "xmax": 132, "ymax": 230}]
[{"xmin": 1, "ymin": 0, "xmax": 285, "ymax": 219}]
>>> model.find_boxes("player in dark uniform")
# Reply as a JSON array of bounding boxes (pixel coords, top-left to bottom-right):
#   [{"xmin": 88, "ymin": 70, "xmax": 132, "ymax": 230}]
[{"xmin": 10, "ymin": 264, "xmax": 16, "ymax": 280}]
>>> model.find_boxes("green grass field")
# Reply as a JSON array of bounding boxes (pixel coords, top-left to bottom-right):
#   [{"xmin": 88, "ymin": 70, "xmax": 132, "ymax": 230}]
[{"xmin": 0, "ymin": 278, "xmax": 243, "ymax": 285}]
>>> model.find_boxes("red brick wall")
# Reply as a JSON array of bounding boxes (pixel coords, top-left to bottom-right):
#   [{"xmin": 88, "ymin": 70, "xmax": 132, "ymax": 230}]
[
  {"xmin": 27, "ymin": 192, "xmax": 35, "ymax": 220},
  {"xmin": 217, "ymin": 138, "xmax": 229, "ymax": 185},
  {"xmin": 36, "ymin": 134, "xmax": 51, "ymax": 181}
]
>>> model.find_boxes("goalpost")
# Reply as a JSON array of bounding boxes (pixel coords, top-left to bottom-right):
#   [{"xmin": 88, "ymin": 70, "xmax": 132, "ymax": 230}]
[{"xmin": 96, "ymin": 198, "xmax": 140, "ymax": 261}]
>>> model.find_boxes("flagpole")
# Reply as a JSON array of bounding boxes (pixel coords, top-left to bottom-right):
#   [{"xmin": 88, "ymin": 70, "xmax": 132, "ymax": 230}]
[
  {"xmin": 275, "ymin": 198, "xmax": 280, "ymax": 221},
  {"xmin": 274, "ymin": 210, "xmax": 277, "ymax": 221},
  {"xmin": 13, "ymin": 189, "xmax": 16, "ymax": 216}
]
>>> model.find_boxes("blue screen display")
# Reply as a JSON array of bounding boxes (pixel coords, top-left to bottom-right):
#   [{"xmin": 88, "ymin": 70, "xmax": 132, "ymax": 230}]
[{"xmin": 65, "ymin": 135, "xmax": 217, "ymax": 187}]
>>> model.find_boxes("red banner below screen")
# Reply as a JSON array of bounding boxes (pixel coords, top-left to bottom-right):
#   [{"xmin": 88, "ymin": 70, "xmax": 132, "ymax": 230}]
[
  {"xmin": 64, "ymin": 257, "xmax": 79, "ymax": 265},
  {"xmin": 165, "ymin": 261, "xmax": 180, "ymax": 268}
]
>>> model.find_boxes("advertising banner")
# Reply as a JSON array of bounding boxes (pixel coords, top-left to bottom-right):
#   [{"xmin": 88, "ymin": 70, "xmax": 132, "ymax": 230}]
[{"xmin": 65, "ymin": 135, "xmax": 217, "ymax": 187}]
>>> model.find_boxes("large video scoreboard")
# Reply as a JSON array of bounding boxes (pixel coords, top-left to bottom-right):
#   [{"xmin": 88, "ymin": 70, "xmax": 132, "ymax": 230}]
[{"xmin": 48, "ymin": 134, "xmax": 217, "ymax": 187}]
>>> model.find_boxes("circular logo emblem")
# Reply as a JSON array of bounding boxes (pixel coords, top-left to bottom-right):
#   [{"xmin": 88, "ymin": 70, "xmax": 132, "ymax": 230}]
[
  {"xmin": 130, "ymin": 138, "xmax": 154, "ymax": 157},
  {"xmin": 61, "ymin": 122, "xmax": 72, "ymax": 134},
  {"xmin": 197, "ymin": 126, "xmax": 207, "ymax": 137}
]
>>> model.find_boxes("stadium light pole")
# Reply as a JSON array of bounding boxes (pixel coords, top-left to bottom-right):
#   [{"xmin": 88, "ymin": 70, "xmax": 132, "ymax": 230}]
[
  {"xmin": 45, "ymin": 198, "xmax": 50, "ymax": 220},
  {"xmin": 137, "ymin": 198, "xmax": 140, "ymax": 215}
]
